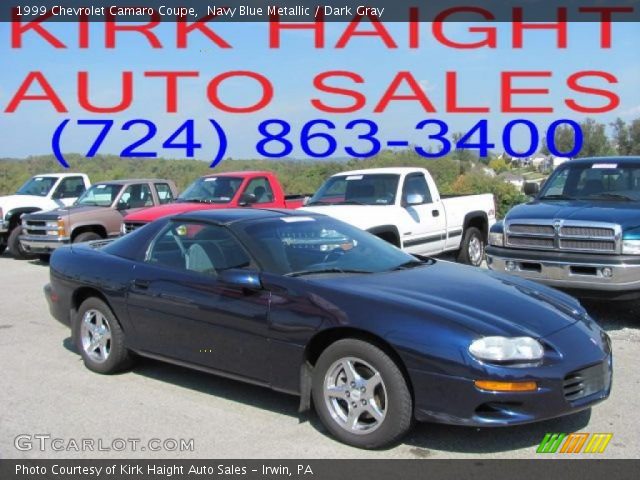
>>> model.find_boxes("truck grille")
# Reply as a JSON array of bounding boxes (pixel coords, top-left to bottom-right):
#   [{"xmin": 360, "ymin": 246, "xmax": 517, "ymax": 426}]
[
  {"xmin": 123, "ymin": 222, "xmax": 146, "ymax": 234},
  {"xmin": 563, "ymin": 361, "xmax": 611, "ymax": 402},
  {"xmin": 23, "ymin": 218, "xmax": 54, "ymax": 236},
  {"xmin": 505, "ymin": 221, "xmax": 619, "ymax": 254}
]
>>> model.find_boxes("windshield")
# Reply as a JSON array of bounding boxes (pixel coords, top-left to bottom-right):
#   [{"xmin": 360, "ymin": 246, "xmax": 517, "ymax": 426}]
[
  {"xmin": 308, "ymin": 174, "xmax": 399, "ymax": 206},
  {"xmin": 16, "ymin": 177, "xmax": 57, "ymax": 197},
  {"xmin": 178, "ymin": 176, "xmax": 243, "ymax": 203},
  {"xmin": 540, "ymin": 161, "xmax": 640, "ymax": 202},
  {"xmin": 76, "ymin": 184, "xmax": 123, "ymax": 207},
  {"xmin": 234, "ymin": 215, "xmax": 419, "ymax": 276}
]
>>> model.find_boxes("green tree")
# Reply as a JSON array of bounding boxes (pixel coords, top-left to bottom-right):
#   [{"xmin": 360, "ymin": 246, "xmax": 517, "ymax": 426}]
[
  {"xmin": 579, "ymin": 118, "xmax": 614, "ymax": 157},
  {"xmin": 610, "ymin": 118, "xmax": 632, "ymax": 155}
]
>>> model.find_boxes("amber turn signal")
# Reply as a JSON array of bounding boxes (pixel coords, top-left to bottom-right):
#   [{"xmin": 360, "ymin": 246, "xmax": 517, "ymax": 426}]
[{"xmin": 474, "ymin": 380, "xmax": 537, "ymax": 392}]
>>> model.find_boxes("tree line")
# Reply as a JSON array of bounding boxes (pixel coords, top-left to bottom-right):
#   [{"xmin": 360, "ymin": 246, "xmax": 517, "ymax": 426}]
[{"xmin": 1, "ymin": 117, "xmax": 636, "ymax": 218}]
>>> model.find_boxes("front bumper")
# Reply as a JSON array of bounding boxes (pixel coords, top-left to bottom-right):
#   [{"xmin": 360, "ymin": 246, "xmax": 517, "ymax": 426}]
[
  {"xmin": 486, "ymin": 246, "xmax": 640, "ymax": 293},
  {"xmin": 412, "ymin": 355, "xmax": 612, "ymax": 427},
  {"xmin": 20, "ymin": 234, "xmax": 70, "ymax": 253}
]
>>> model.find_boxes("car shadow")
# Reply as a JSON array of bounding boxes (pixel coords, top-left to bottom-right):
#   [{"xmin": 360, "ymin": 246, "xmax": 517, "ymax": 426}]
[
  {"xmin": 583, "ymin": 300, "xmax": 639, "ymax": 333},
  {"xmin": 62, "ymin": 336, "xmax": 594, "ymax": 454}
]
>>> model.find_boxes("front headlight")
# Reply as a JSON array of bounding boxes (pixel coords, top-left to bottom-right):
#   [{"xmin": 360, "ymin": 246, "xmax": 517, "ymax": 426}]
[
  {"xmin": 488, "ymin": 232, "xmax": 504, "ymax": 247},
  {"xmin": 622, "ymin": 239, "xmax": 640, "ymax": 255},
  {"xmin": 469, "ymin": 336, "xmax": 544, "ymax": 363}
]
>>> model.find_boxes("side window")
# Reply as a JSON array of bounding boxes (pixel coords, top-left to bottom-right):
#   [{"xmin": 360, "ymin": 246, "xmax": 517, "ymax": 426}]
[
  {"xmin": 53, "ymin": 177, "xmax": 86, "ymax": 199},
  {"xmin": 154, "ymin": 183, "xmax": 174, "ymax": 205},
  {"xmin": 118, "ymin": 184, "xmax": 154, "ymax": 209},
  {"xmin": 243, "ymin": 177, "xmax": 274, "ymax": 204},
  {"xmin": 545, "ymin": 169, "xmax": 569, "ymax": 196},
  {"xmin": 402, "ymin": 174, "xmax": 432, "ymax": 204},
  {"xmin": 146, "ymin": 222, "xmax": 251, "ymax": 276}
]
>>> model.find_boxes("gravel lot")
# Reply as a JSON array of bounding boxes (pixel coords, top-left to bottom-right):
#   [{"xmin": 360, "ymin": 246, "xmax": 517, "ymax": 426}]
[{"xmin": 1, "ymin": 253, "xmax": 638, "ymax": 459}]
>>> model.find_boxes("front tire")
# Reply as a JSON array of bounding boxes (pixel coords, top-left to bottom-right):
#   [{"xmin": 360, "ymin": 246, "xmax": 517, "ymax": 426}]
[
  {"xmin": 312, "ymin": 339, "xmax": 412, "ymax": 449},
  {"xmin": 8, "ymin": 226, "xmax": 36, "ymax": 260},
  {"xmin": 457, "ymin": 226, "xmax": 485, "ymax": 267},
  {"xmin": 74, "ymin": 297, "xmax": 132, "ymax": 374}
]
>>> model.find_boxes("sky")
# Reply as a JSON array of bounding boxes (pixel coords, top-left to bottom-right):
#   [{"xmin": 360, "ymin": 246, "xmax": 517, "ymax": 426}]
[{"xmin": 0, "ymin": 21, "xmax": 639, "ymax": 161}]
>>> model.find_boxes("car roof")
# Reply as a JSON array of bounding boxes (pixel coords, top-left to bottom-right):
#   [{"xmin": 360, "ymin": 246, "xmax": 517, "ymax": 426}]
[
  {"xmin": 35, "ymin": 173, "xmax": 87, "ymax": 178},
  {"xmin": 331, "ymin": 167, "xmax": 424, "ymax": 176},
  {"xmin": 565, "ymin": 157, "xmax": 640, "ymax": 165},
  {"xmin": 174, "ymin": 208, "xmax": 322, "ymax": 225},
  {"xmin": 202, "ymin": 171, "xmax": 273, "ymax": 178},
  {"xmin": 92, "ymin": 179, "xmax": 172, "ymax": 186}
]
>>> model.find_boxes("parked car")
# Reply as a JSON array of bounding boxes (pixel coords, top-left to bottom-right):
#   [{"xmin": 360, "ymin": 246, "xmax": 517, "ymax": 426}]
[
  {"xmin": 0, "ymin": 173, "xmax": 91, "ymax": 258},
  {"xmin": 45, "ymin": 209, "xmax": 611, "ymax": 449},
  {"xmin": 19, "ymin": 179, "xmax": 178, "ymax": 260},
  {"xmin": 487, "ymin": 157, "xmax": 640, "ymax": 301},
  {"xmin": 301, "ymin": 167, "xmax": 496, "ymax": 266},
  {"xmin": 121, "ymin": 171, "xmax": 308, "ymax": 234}
]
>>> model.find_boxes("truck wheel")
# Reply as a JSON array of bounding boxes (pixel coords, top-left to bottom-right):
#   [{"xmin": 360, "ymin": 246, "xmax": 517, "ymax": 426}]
[
  {"xmin": 8, "ymin": 226, "xmax": 36, "ymax": 260},
  {"xmin": 74, "ymin": 297, "xmax": 133, "ymax": 374},
  {"xmin": 457, "ymin": 227, "xmax": 485, "ymax": 267},
  {"xmin": 312, "ymin": 339, "xmax": 413, "ymax": 449},
  {"xmin": 73, "ymin": 231, "xmax": 101, "ymax": 243}
]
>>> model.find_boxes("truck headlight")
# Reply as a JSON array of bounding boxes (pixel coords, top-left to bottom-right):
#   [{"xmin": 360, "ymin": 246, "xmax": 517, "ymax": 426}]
[
  {"xmin": 488, "ymin": 232, "xmax": 504, "ymax": 247},
  {"xmin": 622, "ymin": 239, "xmax": 640, "ymax": 255},
  {"xmin": 469, "ymin": 336, "xmax": 544, "ymax": 363}
]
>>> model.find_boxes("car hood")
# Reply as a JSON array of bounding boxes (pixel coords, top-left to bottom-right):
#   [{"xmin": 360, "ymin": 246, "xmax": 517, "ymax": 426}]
[
  {"xmin": 313, "ymin": 260, "xmax": 586, "ymax": 338},
  {"xmin": 25, "ymin": 205, "xmax": 106, "ymax": 220},
  {"xmin": 301, "ymin": 205, "xmax": 392, "ymax": 229},
  {"xmin": 0, "ymin": 194, "xmax": 51, "ymax": 212},
  {"xmin": 124, "ymin": 202, "xmax": 229, "ymax": 222},
  {"xmin": 507, "ymin": 200, "xmax": 640, "ymax": 231}
]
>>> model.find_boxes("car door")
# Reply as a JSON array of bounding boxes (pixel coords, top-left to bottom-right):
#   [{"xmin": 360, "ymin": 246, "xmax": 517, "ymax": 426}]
[
  {"xmin": 125, "ymin": 220, "xmax": 270, "ymax": 382},
  {"xmin": 398, "ymin": 173, "xmax": 447, "ymax": 255},
  {"xmin": 52, "ymin": 176, "xmax": 87, "ymax": 206},
  {"xmin": 239, "ymin": 177, "xmax": 280, "ymax": 208}
]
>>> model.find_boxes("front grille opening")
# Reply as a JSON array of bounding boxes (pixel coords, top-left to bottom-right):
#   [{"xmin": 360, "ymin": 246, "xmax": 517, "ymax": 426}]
[
  {"xmin": 563, "ymin": 363, "xmax": 608, "ymax": 402},
  {"xmin": 570, "ymin": 266, "xmax": 598, "ymax": 276},
  {"xmin": 520, "ymin": 262, "xmax": 541, "ymax": 272},
  {"xmin": 475, "ymin": 402, "xmax": 523, "ymax": 416}
]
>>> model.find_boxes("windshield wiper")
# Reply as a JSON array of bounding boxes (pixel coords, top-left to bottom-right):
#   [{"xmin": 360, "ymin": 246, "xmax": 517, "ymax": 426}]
[
  {"xmin": 539, "ymin": 194, "xmax": 576, "ymax": 200},
  {"xmin": 285, "ymin": 268, "xmax": 373, "ymax": 277},
  {"xmin": 581, "ymin": 193, "xmax": 635, "ymax": 202}
]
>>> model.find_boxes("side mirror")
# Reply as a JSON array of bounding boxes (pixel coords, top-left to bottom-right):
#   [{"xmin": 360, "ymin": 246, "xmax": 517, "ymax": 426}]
[
  {"xmin": 523, "ymin": 182, "xmax": 540, "ymax": 196},
  {"xmin": 405, "ymin": 193, "xmax": 425, "ymax": 206},
  {"xmin": 238, "ymin": 193, "xmax": 257, "ymax": 207},
  {"xmin": 218, "ymin": 269, "xmax": 262, "ymax": 290}
]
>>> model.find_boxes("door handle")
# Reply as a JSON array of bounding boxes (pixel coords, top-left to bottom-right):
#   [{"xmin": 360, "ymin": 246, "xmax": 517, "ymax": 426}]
[
  {"xmin": 432, "ymin": 210, "xmax": 440, "ymax": 217},
  {"xmin": 132, "ymin": 279, "xmax": 150, "ymax": 290}
]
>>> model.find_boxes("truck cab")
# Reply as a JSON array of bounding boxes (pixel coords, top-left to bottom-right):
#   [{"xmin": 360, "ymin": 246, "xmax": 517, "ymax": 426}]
[
  {"xmin": 122, "ymin": 171, "xmax": 307, "ymax": 234},
  {"xmin": 487, "ymin": 157, "xmax": 640, "ymax": 300},
  {"xmin": 302, "ymin": 167, "xmax": 496, "ymax": 266}
]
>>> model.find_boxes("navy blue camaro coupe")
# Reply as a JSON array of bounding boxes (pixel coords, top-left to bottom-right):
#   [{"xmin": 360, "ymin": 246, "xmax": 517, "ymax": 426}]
[{"xmin": 45, "ymin": 209, "xmax": 612, "ymax": 448}]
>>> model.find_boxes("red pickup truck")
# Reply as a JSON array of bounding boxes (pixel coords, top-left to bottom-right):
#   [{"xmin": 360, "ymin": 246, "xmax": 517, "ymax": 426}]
[{"xmin": 122, "ymin": 171, "xmax": 307, "ymax": 234}]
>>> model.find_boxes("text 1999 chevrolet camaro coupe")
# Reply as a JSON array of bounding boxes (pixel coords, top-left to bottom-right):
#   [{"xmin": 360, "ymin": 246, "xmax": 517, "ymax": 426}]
[{"xmin": 45, "ymin": 209, "xmax": 612, "ymax": 448}]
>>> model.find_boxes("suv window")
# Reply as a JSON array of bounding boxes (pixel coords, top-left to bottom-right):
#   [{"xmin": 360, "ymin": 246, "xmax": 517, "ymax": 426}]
[
  {"xmin": 53, "ymin": 177, "xmax": 86, "ymax": 199},
  {"xmin": 146, "ymin": 222, "xmax": 251, "ymax": 276},
  {"xmin": 154, "ymin": 183, "xmax": 174, "ymax": 204},
  {"xmin": 243, "ymin": 177, "xmax": 274, "ymax": 204},
  {"xmin": 118, "ymin": 184, "xmax": 153, "ymax": 209},
  {"xmin": 402, "ymin": 174, "xmax": 432, "ymax": 204}
]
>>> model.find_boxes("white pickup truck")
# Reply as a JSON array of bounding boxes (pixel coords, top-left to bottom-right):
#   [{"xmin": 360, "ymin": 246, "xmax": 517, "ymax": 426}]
[
  {"xmin": 302, "ymin": 167, "xmax": 496, "ymax": 266},
  {"xmin": 0, "ymin": 173, "xmax": 91, "ymax": 258}
]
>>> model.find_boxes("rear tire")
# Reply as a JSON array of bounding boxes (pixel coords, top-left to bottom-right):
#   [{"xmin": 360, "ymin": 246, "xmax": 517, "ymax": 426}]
[
  {"xmin": 8, "ymin": 226, "xmax": 36, "ymax": 260},
  {"xmin": 73, "ymin": 231, "xmax": 102, "ymax": 243},
  {"xmin": 312, "ymin": 339, "xmax": 413, "ymax": 449},
  {"xmin": 74, "ymin": 297, "xmax": 132, "ymax": 374},
  {"xmin": 457, "ymin": 227, "xmax": 485, "ymax": 267}
]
